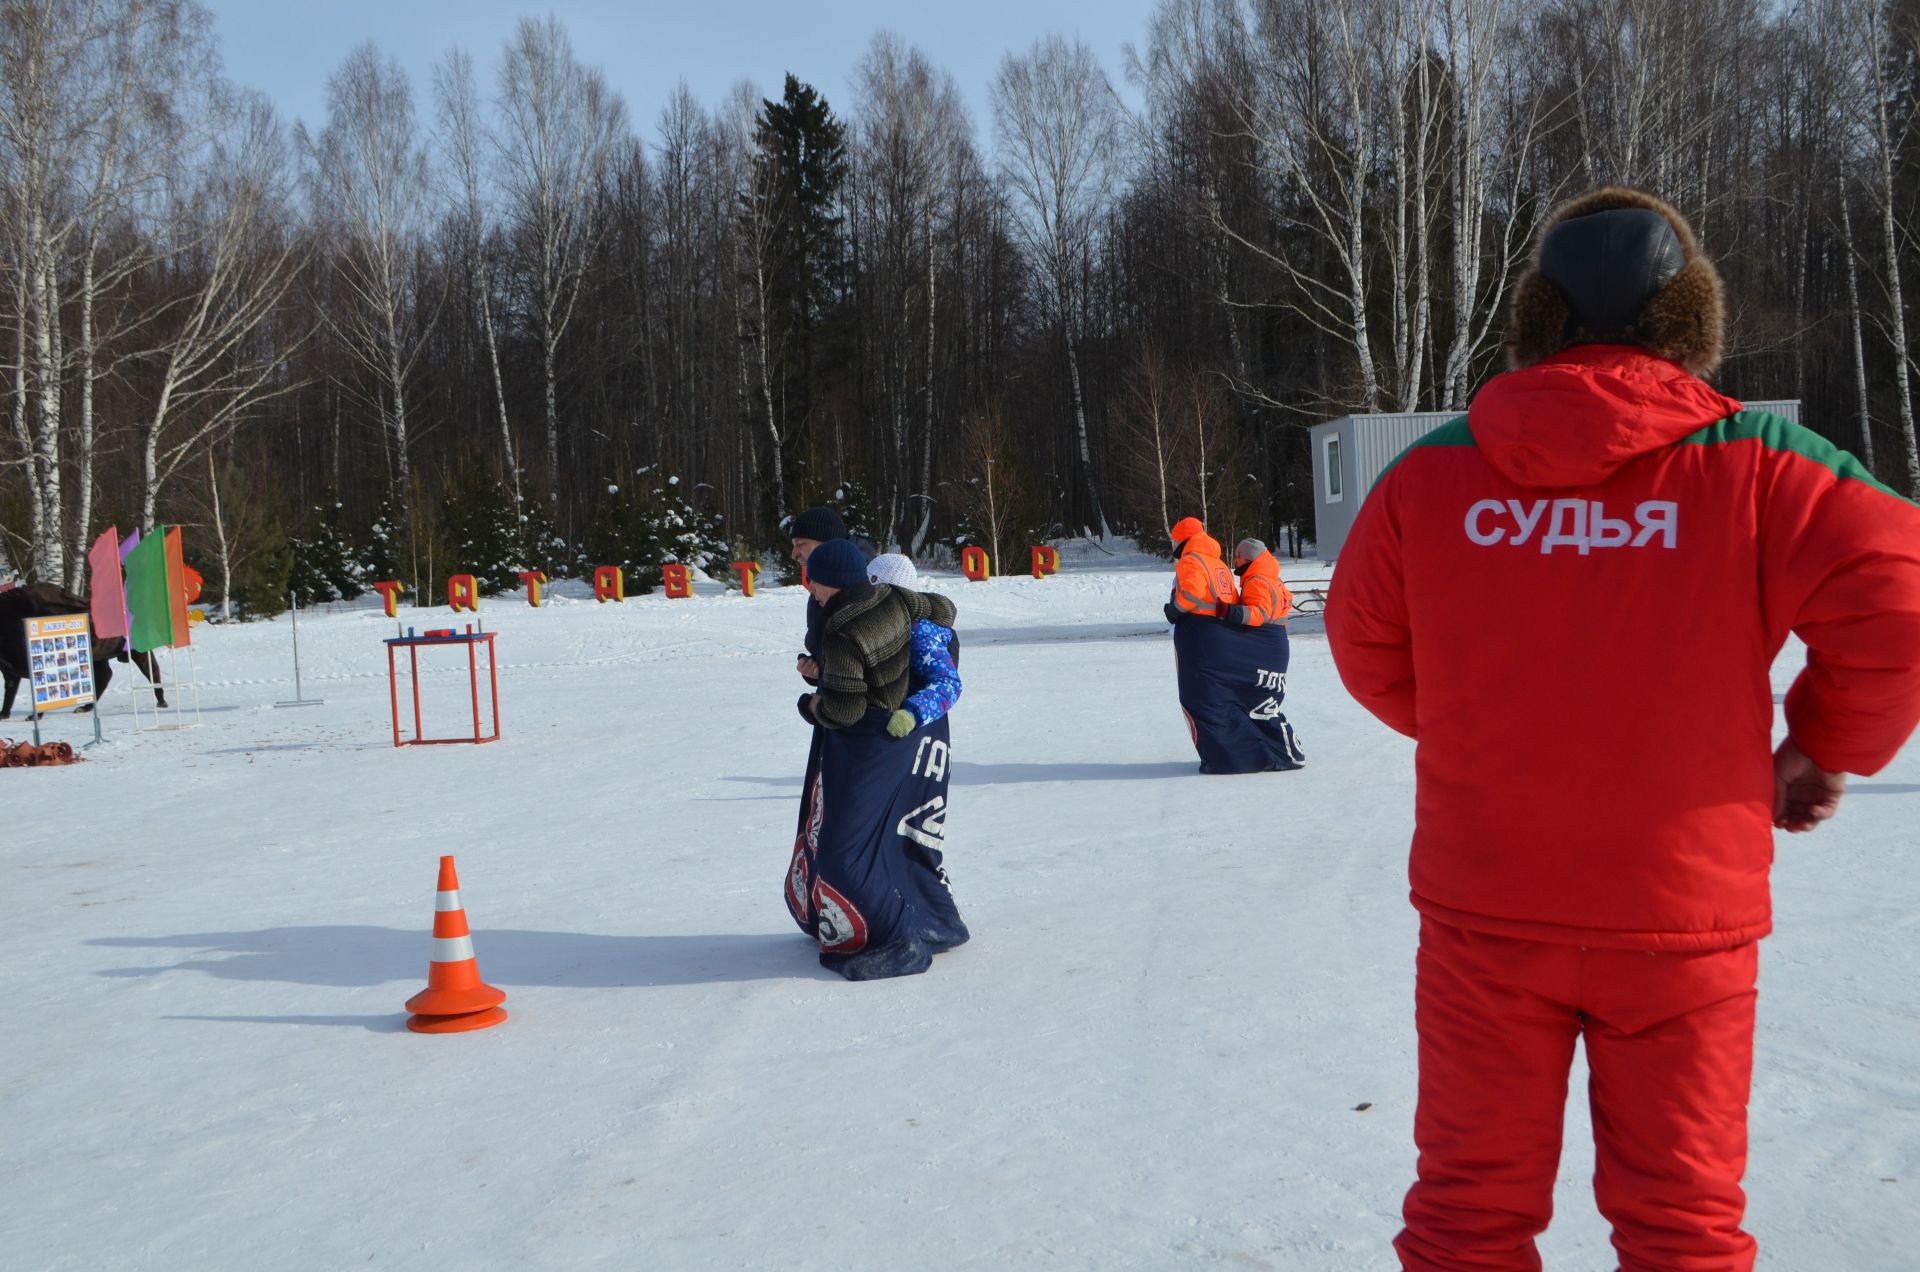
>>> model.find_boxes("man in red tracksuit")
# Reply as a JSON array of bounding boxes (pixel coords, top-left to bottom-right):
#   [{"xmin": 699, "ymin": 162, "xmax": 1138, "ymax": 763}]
[{"xmin": 1327, "ymin": 186, "xmax": 1920, "ymax": 1270}]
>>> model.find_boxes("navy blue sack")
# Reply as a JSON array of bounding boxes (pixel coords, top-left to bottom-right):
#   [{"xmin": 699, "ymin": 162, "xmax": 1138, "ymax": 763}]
[
  {"xmin": 784, "ymin": 711, "xmax": 967, "ymax": 980},
  {"xmin": 1171, "ymin": 618, "xmax": 1307, "ymax": 775}
]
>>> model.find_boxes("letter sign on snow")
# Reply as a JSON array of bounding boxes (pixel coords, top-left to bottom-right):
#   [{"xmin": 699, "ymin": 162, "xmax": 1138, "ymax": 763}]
[
  {"xmin": 732, "ymin": 561, "xmax": 761, "ymax": 597},
  {"xmin": 447, "ymin": 574, "xmax": 479, "ymax": 613},
  {"xmin": 517, "ymin": 570, "xmax": 547, "ymax": 607},
  {"xmin": 1031, "ymin": 545, "xmax": 1059, "ymax": 579},
  {"xmin": 373, "ymin": 580, "xmax": 403, "ymax": 618},
  {"xmin": 961, "ymin": 546, "xmax": 991, "ymax": 582},
  {"xmin": 662, "ymin": 563, "xmax": 693, "ymax": 599},
  {"xmin": 592, "ymin": 565, "xmax": 624, "ymax": 603}
]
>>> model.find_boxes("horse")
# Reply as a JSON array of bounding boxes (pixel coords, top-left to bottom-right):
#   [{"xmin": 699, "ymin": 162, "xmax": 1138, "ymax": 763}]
[{"xmin": 0, "ymin": 582, "xmax": 167, "ymax": 719}]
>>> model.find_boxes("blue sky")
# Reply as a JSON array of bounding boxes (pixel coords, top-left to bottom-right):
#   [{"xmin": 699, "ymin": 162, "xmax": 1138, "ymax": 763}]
[{"xmin": 203, "ymin": 0, "xmax": 1154, "ymax": 143}]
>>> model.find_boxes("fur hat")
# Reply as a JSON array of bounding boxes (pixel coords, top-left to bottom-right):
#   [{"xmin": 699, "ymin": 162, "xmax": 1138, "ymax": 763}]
[
  {"xmin": 804, "ymin": 539, "xmax": 867, "ymax": 590},
  {"xmin": 786, "ymin": 506, "xmax": 847, "ymax": 543},
  {"xmin": 1506, "ymin": 187, "xmax": 1725, "ymax": 376},
  {"xmin": 867, "ymin": 553, "xmax": 918, "ymax": 590}
]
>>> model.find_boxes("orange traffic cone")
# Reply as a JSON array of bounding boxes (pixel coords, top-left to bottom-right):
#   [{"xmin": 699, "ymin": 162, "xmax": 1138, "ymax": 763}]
[{"xmin": 405, "ymin": 856, "xmax": 508, "ymax": 1034}]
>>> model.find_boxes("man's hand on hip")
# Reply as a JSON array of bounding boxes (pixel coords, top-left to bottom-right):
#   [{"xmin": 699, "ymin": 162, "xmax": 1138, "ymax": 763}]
[{"xmin": 1774, "ymin": 739, "xmax": 1845, "ymax": 832}]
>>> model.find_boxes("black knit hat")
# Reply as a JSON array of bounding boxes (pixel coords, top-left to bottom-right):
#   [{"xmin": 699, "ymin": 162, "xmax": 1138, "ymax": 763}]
[{"xmin": 786, "ymin": 506, "xmax": 847, "ymax": 543}]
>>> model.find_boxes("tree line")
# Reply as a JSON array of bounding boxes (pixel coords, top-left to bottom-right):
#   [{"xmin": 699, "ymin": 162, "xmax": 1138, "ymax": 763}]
[{"xmin": 4, "ymin": 0, "xmax": 1918, "ymax": 614}]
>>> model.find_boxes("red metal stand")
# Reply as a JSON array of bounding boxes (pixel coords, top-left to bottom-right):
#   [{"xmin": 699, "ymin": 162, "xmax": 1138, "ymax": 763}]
[{"xmin": 385, "ymin": 628, "xmax": 501, "ymax": 747}]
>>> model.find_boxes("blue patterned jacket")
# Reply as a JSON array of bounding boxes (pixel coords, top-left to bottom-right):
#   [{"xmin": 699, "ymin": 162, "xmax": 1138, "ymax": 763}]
[{"xmin": 903, "ymin": 619, "xmax": 962, "ymax": 727}]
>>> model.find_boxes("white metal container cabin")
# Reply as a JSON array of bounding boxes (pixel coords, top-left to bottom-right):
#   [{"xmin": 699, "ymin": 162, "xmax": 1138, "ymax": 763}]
[{"xmin": 1308, "ymin": 400, "xmax": 1802, "ymax": 561}]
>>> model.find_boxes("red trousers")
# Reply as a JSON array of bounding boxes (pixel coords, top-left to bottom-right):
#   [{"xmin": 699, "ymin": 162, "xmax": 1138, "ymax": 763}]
[{"xmin": 1397, "ymin": 918, "xmax": 1759, "ymax": 1272}]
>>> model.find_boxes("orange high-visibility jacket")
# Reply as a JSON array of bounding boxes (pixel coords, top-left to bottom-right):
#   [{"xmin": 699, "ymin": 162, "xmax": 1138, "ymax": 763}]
[
  {"xmin": 1171, "ymin": 529, "xmax": 1239, "ymax": 617},
  {"xmin": 1225, "ymin": 550, "xmax": 1292, "ymax": 626}
]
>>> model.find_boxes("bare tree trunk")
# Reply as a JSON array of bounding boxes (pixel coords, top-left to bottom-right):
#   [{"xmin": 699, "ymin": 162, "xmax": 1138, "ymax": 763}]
[
  {"xmin": 142, "ymin": 384, "xmax": 169, "ymax": 530},
  {"xmin": 1065, "ymin": 326, "xmax": 1107, "ymax": 537},
  {"xmin": 755, "ymin": 260, "xmax": 786, "ymax": 522},
  {"xmin": 330, "ymin": 384, "xmax": 342, "ymax": 492},
  {"xmin": 385, "ymin": 303, "xmax": 412, "ymax": 497},
  {"xmin": 1841, "ymin": 175, "xmax": 1877, "ymax": 473},
  {"xmin": 1406, "ymin": 13, "xmax": 1434, "ymax": 412},
  {"xmin": 67, "ymin": 243, "xmax": 98, "ymax": 592},
  {"xmin": 1193, "ymin": 377, "xmax": 1211, "ymax": 526},
  {"xmin": 1868, "ymin": 6, "xmax": 1920, "ymax": 493},
  {"xmin": 915, "ymin": 210, "xmax": 938, "ymax": 553},
  {"xmin": 481, "ymin": 288, "xmax": 520, "ymax": 509},
  {"xmin": 208, "ymin": 448, "xmax": 234, "ymax": 621},
  {"xmin": 542, "ymin": 338, "xmax": 559, "ymax": 517},
  {"xmin": 29, "ymin": 231, "xmax": 65, "ymax": 582},
  {"xmin": 11, "ymin": 269, "xmax": 47, "ymax": 578}
]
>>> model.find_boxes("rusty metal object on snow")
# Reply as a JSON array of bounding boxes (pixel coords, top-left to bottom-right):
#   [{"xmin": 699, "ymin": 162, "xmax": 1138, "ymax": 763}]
[{"xmin": 0, "ymin": 739, "xmax": 80, "ymax": 767}]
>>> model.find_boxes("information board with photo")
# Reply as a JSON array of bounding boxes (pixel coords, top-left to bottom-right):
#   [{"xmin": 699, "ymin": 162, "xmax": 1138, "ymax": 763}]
[{"xmin": 25, "ymin": 613, "xmax": 95, "ymax": 712}]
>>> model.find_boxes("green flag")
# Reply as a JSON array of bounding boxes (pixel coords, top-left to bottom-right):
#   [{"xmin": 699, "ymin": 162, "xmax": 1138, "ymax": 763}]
[{"xmin": 125, "ymin": 527, "xmax": 174, "ymax": 652}]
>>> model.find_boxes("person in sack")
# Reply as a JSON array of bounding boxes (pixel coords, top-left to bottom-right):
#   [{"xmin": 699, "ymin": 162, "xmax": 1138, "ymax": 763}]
[
  {"xmin": 787, "ymin": 505, "xmax": 849, "ymax": 687},
  {"xmin": 785, "ymin": 539, "xmax": 967, "ymax": 978},
  {"xmin": 1326, "ymin": 185, "xmax": 1920, "ymax": 1270},
  {"xmin": 1221, "ymin": 539, "xmax": 1292, "ymax": 628},
  {"xmin": 1162, "ymin": 516, "xmax": 1238, "ymax": 623}
]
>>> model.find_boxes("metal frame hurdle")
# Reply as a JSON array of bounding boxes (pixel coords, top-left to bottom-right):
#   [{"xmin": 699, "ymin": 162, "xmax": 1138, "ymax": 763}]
[{"xmin": 384, "ymin": 625, "xmax": 501, "ymax": 747}]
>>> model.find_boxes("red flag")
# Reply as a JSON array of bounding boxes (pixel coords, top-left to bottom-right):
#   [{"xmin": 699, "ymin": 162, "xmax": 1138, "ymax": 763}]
[{"xmin": 88, "ymin": 528, "xmax": 128, "ymax": 640}]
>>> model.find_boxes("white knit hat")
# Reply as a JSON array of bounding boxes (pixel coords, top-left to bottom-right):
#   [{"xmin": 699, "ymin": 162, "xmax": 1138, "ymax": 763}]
[
  {"xmin": 867, "ymin": 552, "xmax": 919, "ymax": 590},
  {"xmin": 1234, "ymin": 538, "xmax": 1267, "ymax": 564}
]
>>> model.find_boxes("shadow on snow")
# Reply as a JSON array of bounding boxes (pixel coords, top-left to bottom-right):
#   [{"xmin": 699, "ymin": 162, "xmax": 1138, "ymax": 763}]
[{"xmin": 90, "ymin": 926, "xmax": 834, "ymax": 989}]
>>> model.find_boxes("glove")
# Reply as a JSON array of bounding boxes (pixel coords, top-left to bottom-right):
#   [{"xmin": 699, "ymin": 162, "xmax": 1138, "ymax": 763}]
[
  {"xmin": 1162, "ymin": 601, "xmax": 1183, "ymax": 625},
  {"xmin": 887, "ymin": 708, "xmax": 917, "ymax": 738},
  {"xmin": 797, "ymin": 693, "xmax": 816, "ymax": 724},
  {"xmin": 1221, "ymin": 605, "xmax": 1246, "ymax": 626}
]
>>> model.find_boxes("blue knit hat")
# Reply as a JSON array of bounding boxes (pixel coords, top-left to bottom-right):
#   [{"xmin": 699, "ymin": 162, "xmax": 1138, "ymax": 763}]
[{"xmin": 804, "ymin": 538, "xmax": 868, "ymax": 589}]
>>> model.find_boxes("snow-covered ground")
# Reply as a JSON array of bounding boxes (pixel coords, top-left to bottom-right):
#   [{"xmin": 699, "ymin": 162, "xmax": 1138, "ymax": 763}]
[{"xmin": 3, "ymin": 545, "xmax": 1915, "ymax": 1270}]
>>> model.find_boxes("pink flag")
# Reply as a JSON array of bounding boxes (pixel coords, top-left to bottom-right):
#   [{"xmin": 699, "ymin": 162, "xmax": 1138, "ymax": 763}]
[{"xmin": 89, "ymin": 527, "xmax": 129, "ymax": 640}]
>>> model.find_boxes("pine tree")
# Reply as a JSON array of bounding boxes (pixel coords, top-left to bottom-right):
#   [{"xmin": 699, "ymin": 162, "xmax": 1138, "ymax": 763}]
[
  {"xmin": 360, "ymin": 494, "xmax": 405, "ymax": 586},
  {"xmin": 754, "ymin": 76, "xmax": 849, "ymax": 519},
  {"xmin": 775, "ymin": 476, "xmax": 877, "ymax": 583},
  {"xmin": 439, "ymin": 467, "xmax": 527, "ymax": 595},
  {"xmin": 517, "ymin": 493, "xmax": 571, "ymax": 581},
  {"xmin": 287, "ymin": 493, "xmax": 365, "ymax": 606},
  {"xmin": 583, "ymin": 468, "xmax": 730, "ymax": 594}
]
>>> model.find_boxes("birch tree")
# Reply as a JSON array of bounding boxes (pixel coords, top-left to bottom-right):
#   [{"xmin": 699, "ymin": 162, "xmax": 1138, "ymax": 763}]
[
  {"xmin": 304, "ymin": 43, "xmax": 434, "ymax": 515},
  {"xmin": 993, "ymin": 33, "xmax": 1124, "ymax": 537},
  {"xmin": 434, "ymin": 47, "xmax": 521, "ymax": 514},
  {"xmin": 494, "ymin": 14, "xmax": 627, "ymax": 520},
  {"xmin": 141, "ymin": 93, "xmax": 306, "ymax": 529},
  {"xmin": 1436, "ymin": 0, "xmax": 1556, "ymax": 408},
  {"xmin": 0, "ymin": 0, "xmax": 194, "ymax": 580},
  {"xmin": 733, "ymin": 83, "xmax": 791, "ymax": 523},
  {"xmin": 1850, "ymin": 0, "xmax": 1920, "ymax": 493},
  {"xmin": 854, "ymin": 33, "xmax": 965, "ymax": 548}
]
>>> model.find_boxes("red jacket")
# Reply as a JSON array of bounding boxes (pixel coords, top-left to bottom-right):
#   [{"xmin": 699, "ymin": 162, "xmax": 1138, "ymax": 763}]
[{"xmin": 1327, "ymin": 346, "xmax": 1920, "ymax": 950}]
